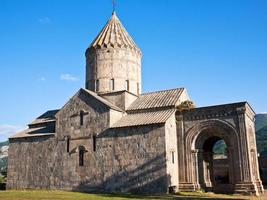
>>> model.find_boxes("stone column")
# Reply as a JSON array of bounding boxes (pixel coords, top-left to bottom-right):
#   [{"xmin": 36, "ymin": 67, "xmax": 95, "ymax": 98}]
[
  {"xmin": 192, "ymin": 150, "xmax": 200, "ymax": 190},
  {"xmin": 197, "ymin": 150, "xmax": 205, "ymax": 189},
  {"xmin": 227, "ymin": 147, "xmax": 235, "ymax": 185},
  {"xmin": 176, "ymin": 114, "xmax": 197, "ymax": 192},
  {"xmin": 176, "ymin": 114, "xmax": 185, "ymax": 185},
  {"xmin": 251, "ymin": 149, "xmax": 264, "ymax": 194},
  {"xmin": 203, "ymin": 151, "xmax": 213, "ymax": 192},
  {"xmin": 234, "ymin": 107, "xmax": 258, "ymax": 195}
]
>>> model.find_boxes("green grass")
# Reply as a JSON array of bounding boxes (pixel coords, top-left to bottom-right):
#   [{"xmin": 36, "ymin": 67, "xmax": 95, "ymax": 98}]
[{"xmin": 0, "ymin": 190, "xmax": 263, "ymax": 200}]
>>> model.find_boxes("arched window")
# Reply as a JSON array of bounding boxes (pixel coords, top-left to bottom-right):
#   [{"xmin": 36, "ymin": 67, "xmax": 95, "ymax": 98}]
[
  {"xmin": 80, "ymin": 110, "xmax": 84, "ymax": 126},
  {"xmin": 79, "ymin": 147, "xmax": 85, "ymax": 166}
]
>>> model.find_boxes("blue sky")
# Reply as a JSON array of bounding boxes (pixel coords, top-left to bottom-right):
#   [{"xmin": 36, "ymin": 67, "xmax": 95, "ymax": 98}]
[{"xmin": 0, "ymin": 0, "xmax": 267, "ymax": 141}]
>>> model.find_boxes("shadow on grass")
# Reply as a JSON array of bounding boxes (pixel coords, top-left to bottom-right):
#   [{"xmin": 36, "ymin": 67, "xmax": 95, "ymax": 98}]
[{"xmin": 87, "ymin": 192, "xmax": 247, "ymax": 200}]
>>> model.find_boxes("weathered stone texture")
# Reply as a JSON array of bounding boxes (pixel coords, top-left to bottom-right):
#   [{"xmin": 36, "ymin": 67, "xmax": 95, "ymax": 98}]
[
  {"xmin": 55, "ymin": 89, "xmax": 112, "ymax": 139},
  {"xmin": 7, "ymin": 136, "xmax": 56, "ymax": 189},
  {"xmin": 8, "ymin": 123, "xmax": 169, "ymax": 193},
  {"xmin": 96, "ymin": 125, "xmax": 168, "ymax": 193}
]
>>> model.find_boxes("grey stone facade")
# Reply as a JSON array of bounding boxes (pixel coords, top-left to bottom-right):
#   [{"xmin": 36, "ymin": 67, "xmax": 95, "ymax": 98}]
[{"xmin": 7, "ymin": 12, "xmax": 264, "ymax": 195}]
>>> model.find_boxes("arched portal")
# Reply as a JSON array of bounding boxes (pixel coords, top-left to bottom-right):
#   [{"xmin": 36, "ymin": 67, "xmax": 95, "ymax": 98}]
[
  {"xmin": 178, "ymin": 104, "xmax": 264, "ymax": 195},
  {"xmin": 186, "ymin": 120, "xmax": 240, "ymax": 194},
  {"xmin": 195, "ymin": 129, "xmax": 234, "ymax": 193}
]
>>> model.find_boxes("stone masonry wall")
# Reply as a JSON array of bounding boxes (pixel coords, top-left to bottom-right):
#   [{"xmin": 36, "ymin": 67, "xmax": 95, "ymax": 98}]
[
  {"xmin": 7, "ymin": 135, "xmax": 56, "ymax": 189},
  {"xmin": 50, "ymin": 124, "xmax": 168, "ymax": 193},
  {"xmin": 86, "ymin": 48, "xmax": 141, "ymax": 95},
  {"xmin": 165, "ymin": 113, "xmax": 178, "ymax": 190},
  {"xmin": 56, "ymin": 89, "xmax": 111, "ymax": 140},
  {"xmin": 7, "ymin": 87, "xmax": 169, "ymax": 193},
  {"xmin": 7, "ymin": 124, "xmax": 168, "ymax": 193}
]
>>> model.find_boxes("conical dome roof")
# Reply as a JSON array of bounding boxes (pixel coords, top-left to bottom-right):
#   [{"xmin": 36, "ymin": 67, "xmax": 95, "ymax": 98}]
[{"xmin": 89, "ymin": 12, "xmax": 141, "ymax": 54}]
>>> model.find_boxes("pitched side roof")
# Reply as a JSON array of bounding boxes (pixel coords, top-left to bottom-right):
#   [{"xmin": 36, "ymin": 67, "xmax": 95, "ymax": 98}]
[
  {"xmin": 11, "ymin": 109, "xmax": 58, "ymax": 139},
  {"xmin": 29, "ymin": 109, "xmax": 59, "ymax": 126},
  {"xmin": 9, "ymin": 127, "xmax": 55, "ymax": 139},
  {"xmin": 127, "ymin": 88, "xmax": 185, "ymax": 111},
  {"xmin": 111, "ymin": 109, "xmax": 176, "ymax": 128},
  {"xmin": 89, "ymin": 12, "xmax": 141, "ymax": 53}
]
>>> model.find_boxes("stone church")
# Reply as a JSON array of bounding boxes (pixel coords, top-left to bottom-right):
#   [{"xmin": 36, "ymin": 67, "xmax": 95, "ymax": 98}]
[{"xmin": 7, "ymin": 12, "xmax": 264, "ymax": 195}]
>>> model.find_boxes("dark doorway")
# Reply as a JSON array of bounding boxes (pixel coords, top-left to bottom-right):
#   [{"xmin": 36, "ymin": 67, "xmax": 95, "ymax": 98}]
[
  {"xmin": 213, "ymin": 139, "xmax": 229, "ymax": 185},
  {"xmin": 196, "ymin": 133, "xmax": 233, "ymax": 193}
]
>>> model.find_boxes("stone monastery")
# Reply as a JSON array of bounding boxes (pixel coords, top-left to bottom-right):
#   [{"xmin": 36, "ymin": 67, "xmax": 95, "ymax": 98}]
[{"xmin": 7, "ymin": 12, "xmax": 264, "ymax": 195}]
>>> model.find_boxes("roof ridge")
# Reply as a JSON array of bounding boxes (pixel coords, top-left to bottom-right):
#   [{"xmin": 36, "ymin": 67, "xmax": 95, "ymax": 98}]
[
  {"xmin": 141, "ymin": 87, "xmax": 184, "ymax": 96},
  {"xmin": 127, "ymin": 87, "xmax": 188, "ymax": 111},
  {"xmin": 56, "ymin": 88, "xmax": 124, "ymax": 118},
  {"xmin": 82, "ymin": 88, "xmax": 124, "ymax": 112},
  {"xmin": 127, "ymin": 107, "xmax": 175, "ymax": 113}
]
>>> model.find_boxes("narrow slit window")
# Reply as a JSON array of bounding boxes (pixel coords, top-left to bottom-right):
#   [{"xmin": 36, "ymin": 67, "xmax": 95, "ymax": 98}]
[
  {"xmin": 79, "ymin": 148, "xmax": 84, "ymax": 166},
  {"xmin": 66, "ymin": 137, "xmax": 70, "ymax": 153},
  {"xmin": 171, "ymin": 151, "xmax": 175, "ymax": 164},
  {"xmin": 137, "ymin": 83, "xmax": 140, "ymax": 95},
  {"xmin": 96, "ymin": 80, "xmax": 99, "ymax": 92},
  {"xmin": 93, "ymin": 135, "xmax": 96, "ymax": 152},
  {"xmin": 126, "ymin": 80, "xmax": 129, "ymax": 91},
  {"xmin": 110, "ymin": 79, "xmax": 115, "ymax": 91},
  {"xmin": 80, "ymin": 110, "xmax": 84, "ymax": 126}
]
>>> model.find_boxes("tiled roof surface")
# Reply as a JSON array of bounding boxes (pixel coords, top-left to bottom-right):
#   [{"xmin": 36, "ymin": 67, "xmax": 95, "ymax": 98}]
[
  {"xmin": 127, "ymin": 88, "xmax": 184, "ymax": 111},
  {"xmin": 9, "ymin": 127, "xmax": 55, "ymax": 139},
  {"xmin": 89, "ymin": 12, "xmax": 140, "ymax": 53},
  {"xmin": 111, "ymin": 109, "xmax": 175, "ymax": 128},
  {"xmin": 29, "ymin": 110, "xmax": 59, "ymax": 126}
]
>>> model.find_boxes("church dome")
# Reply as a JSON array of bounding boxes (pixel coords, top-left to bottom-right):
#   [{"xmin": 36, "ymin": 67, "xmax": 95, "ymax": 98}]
[
  {"xmin": 88, "ymin": 12, "xmax": 141, "ymax": 54},
  {"xmin": 85, "ymin": 12, "xmax": 142, "ymax": 96}
]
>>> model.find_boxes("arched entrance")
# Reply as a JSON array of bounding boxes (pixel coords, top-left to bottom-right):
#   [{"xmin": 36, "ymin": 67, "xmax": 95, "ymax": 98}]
[
  {"xmin": 187, "ymin": 120, "xmax": 240, "ymax": 194},
  {"xmin": 195, "ymin": 129, "xmax": 234, "ymax": 193},
  {"xmin": 178, "ymin": 105, "xmax": 264, "ymax": 195}
]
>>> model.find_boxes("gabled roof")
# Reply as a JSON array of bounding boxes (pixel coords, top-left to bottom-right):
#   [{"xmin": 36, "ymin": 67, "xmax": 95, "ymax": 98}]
[
  {"xmin": 56, "ymin": 88, "xmax": 123, "ymax": 118},
  {"xmin": 88, "ymin": 12, "xmax": 141, "ymax": 54},
  {"xmin": 82, "ymin": 88, "xmax": 124, "ymax": 112},
  {"xmin": 127, "ymin": 88, "xmax": 186, "ymax": 111},
  {"xmin": 111, "ymin": 109, "xmax": 176, "ymax": 128}
]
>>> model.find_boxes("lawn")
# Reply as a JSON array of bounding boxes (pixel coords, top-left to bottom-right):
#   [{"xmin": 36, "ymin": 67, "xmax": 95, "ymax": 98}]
[{"xmin": 0, "ymin": 190, "xmax": 265, "ymax": 200}]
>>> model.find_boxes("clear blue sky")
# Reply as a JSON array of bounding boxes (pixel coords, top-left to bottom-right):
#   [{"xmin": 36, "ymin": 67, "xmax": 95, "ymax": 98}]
[{"xmin": 0, "ymin": 0, "xmax": 267, "ymax": 141}]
